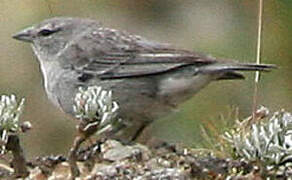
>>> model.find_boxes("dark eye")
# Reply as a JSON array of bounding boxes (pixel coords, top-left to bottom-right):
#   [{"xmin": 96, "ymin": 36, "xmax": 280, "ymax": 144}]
[{"xmin": 38, "ymin": 29, "xmax": 59, "ymax": 36}]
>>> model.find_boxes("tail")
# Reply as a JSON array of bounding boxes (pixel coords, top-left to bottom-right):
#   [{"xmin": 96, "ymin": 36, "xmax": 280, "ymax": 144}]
[{"xmin": 199, "ymin": 63, "xmax": 276, "ymax": 80}]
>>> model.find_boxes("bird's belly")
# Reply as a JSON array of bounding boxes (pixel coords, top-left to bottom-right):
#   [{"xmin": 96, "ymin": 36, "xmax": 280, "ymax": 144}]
[
  {"xmin": 40, "ymin": 68, "xmax": 212, "ymax": 128},
  {"xmin": 158, "ymin": 74, "xmax": 212, "ymax": 105}
]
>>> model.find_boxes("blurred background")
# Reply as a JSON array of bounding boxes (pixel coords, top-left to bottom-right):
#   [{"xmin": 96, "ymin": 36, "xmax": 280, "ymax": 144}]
[{"xmin": 0, "ymin": 0, "xmax": 291, "ymax": 159}]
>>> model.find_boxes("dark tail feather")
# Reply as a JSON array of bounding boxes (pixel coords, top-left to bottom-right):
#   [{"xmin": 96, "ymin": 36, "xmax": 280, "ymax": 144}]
[
  {"xmin": 233, "ymin": 63, "xmax": 277, "ymax": 72},
  {"xmin": 201, "ymin": 63, "xmax": 276, "ymax": 73},
  {"xmin": 216, "ymin": 72, "xmax": 245, "ymax": 80},
  {"xmin": 200, "ymin": 63, "xmax": 276, "ymax": 80}
]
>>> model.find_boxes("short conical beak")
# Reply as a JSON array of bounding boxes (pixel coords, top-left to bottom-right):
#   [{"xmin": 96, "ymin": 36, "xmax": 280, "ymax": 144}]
[{"xmin": 12, "ymin": 27, "xmax": 34, "ymax": 42}]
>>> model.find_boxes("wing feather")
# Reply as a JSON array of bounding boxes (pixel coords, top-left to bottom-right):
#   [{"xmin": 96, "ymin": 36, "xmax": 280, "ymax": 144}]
[{"xmin": 67, "ymin": 26, "xmax": 216, "ymax": 79}]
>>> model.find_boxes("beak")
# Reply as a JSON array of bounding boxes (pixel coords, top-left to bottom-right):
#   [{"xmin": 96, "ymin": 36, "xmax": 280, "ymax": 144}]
[{"xmin": 12, "ymin": 27, "xmax": 35, "ymax": 42}]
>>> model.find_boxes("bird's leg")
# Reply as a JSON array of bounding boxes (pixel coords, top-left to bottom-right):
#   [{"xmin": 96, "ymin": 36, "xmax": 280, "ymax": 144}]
[
  {"xmin": 131, "ymin": 121, "xmax": 151, "ymax": 142},
  {"xmin": 131, "ymin": 121, "xmax": 171, "ymax": 149}
]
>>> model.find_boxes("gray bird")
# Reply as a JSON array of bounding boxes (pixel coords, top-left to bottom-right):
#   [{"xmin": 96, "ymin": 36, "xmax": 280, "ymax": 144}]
[{"xmin": 13, "ymin": 17, "xmax": 274, "ymax": 142}]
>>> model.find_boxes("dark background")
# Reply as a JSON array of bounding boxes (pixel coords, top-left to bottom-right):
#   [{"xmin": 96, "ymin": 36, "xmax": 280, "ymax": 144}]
[{"xmin": 0, "ymin": 0, "xmax": 291, "ymax": 159}]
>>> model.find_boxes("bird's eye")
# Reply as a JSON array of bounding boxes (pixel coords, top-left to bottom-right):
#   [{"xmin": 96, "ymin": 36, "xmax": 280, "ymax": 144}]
[{"xmin": 38, "ymin": 29, "xmax": 59, "ymax": 36}]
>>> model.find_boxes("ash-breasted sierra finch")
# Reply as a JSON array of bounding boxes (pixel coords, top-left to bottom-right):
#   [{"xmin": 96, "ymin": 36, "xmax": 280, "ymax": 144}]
[{"xmin": 13, "ymin": 17, "xmax": 275, "ymax": 142}]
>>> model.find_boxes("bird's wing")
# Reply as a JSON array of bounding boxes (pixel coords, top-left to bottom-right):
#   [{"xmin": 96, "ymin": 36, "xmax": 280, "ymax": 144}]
[
  {"xmin": 68, "ymin": 27, "xmax": 217, "ymax": 79},
  {"xmin": 84, "ymin": 50, "xmax": 218, "ymax": 79}
]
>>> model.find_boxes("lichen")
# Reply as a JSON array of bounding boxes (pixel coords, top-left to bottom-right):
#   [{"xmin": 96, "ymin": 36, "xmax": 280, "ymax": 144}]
[{"xmin": 0, "ymin": 95, "xmax": 25, "ymax": 154}]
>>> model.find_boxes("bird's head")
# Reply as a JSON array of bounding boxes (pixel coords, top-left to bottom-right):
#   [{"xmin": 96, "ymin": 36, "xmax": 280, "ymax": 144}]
[{"xmin": 13, "ymin": 17, "xmax": 101, "ymax": 59}]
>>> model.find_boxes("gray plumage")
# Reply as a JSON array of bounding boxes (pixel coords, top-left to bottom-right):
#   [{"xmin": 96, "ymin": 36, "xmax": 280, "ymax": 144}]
[{"xmin": 13, "ymin": 17, "xmax": 275, "ymax": 141}]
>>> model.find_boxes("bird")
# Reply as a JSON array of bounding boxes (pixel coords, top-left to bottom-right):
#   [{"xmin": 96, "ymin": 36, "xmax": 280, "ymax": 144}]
[{"xmin": 13, "ymin": 17, "xmax": 275, "ymax": 142}]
